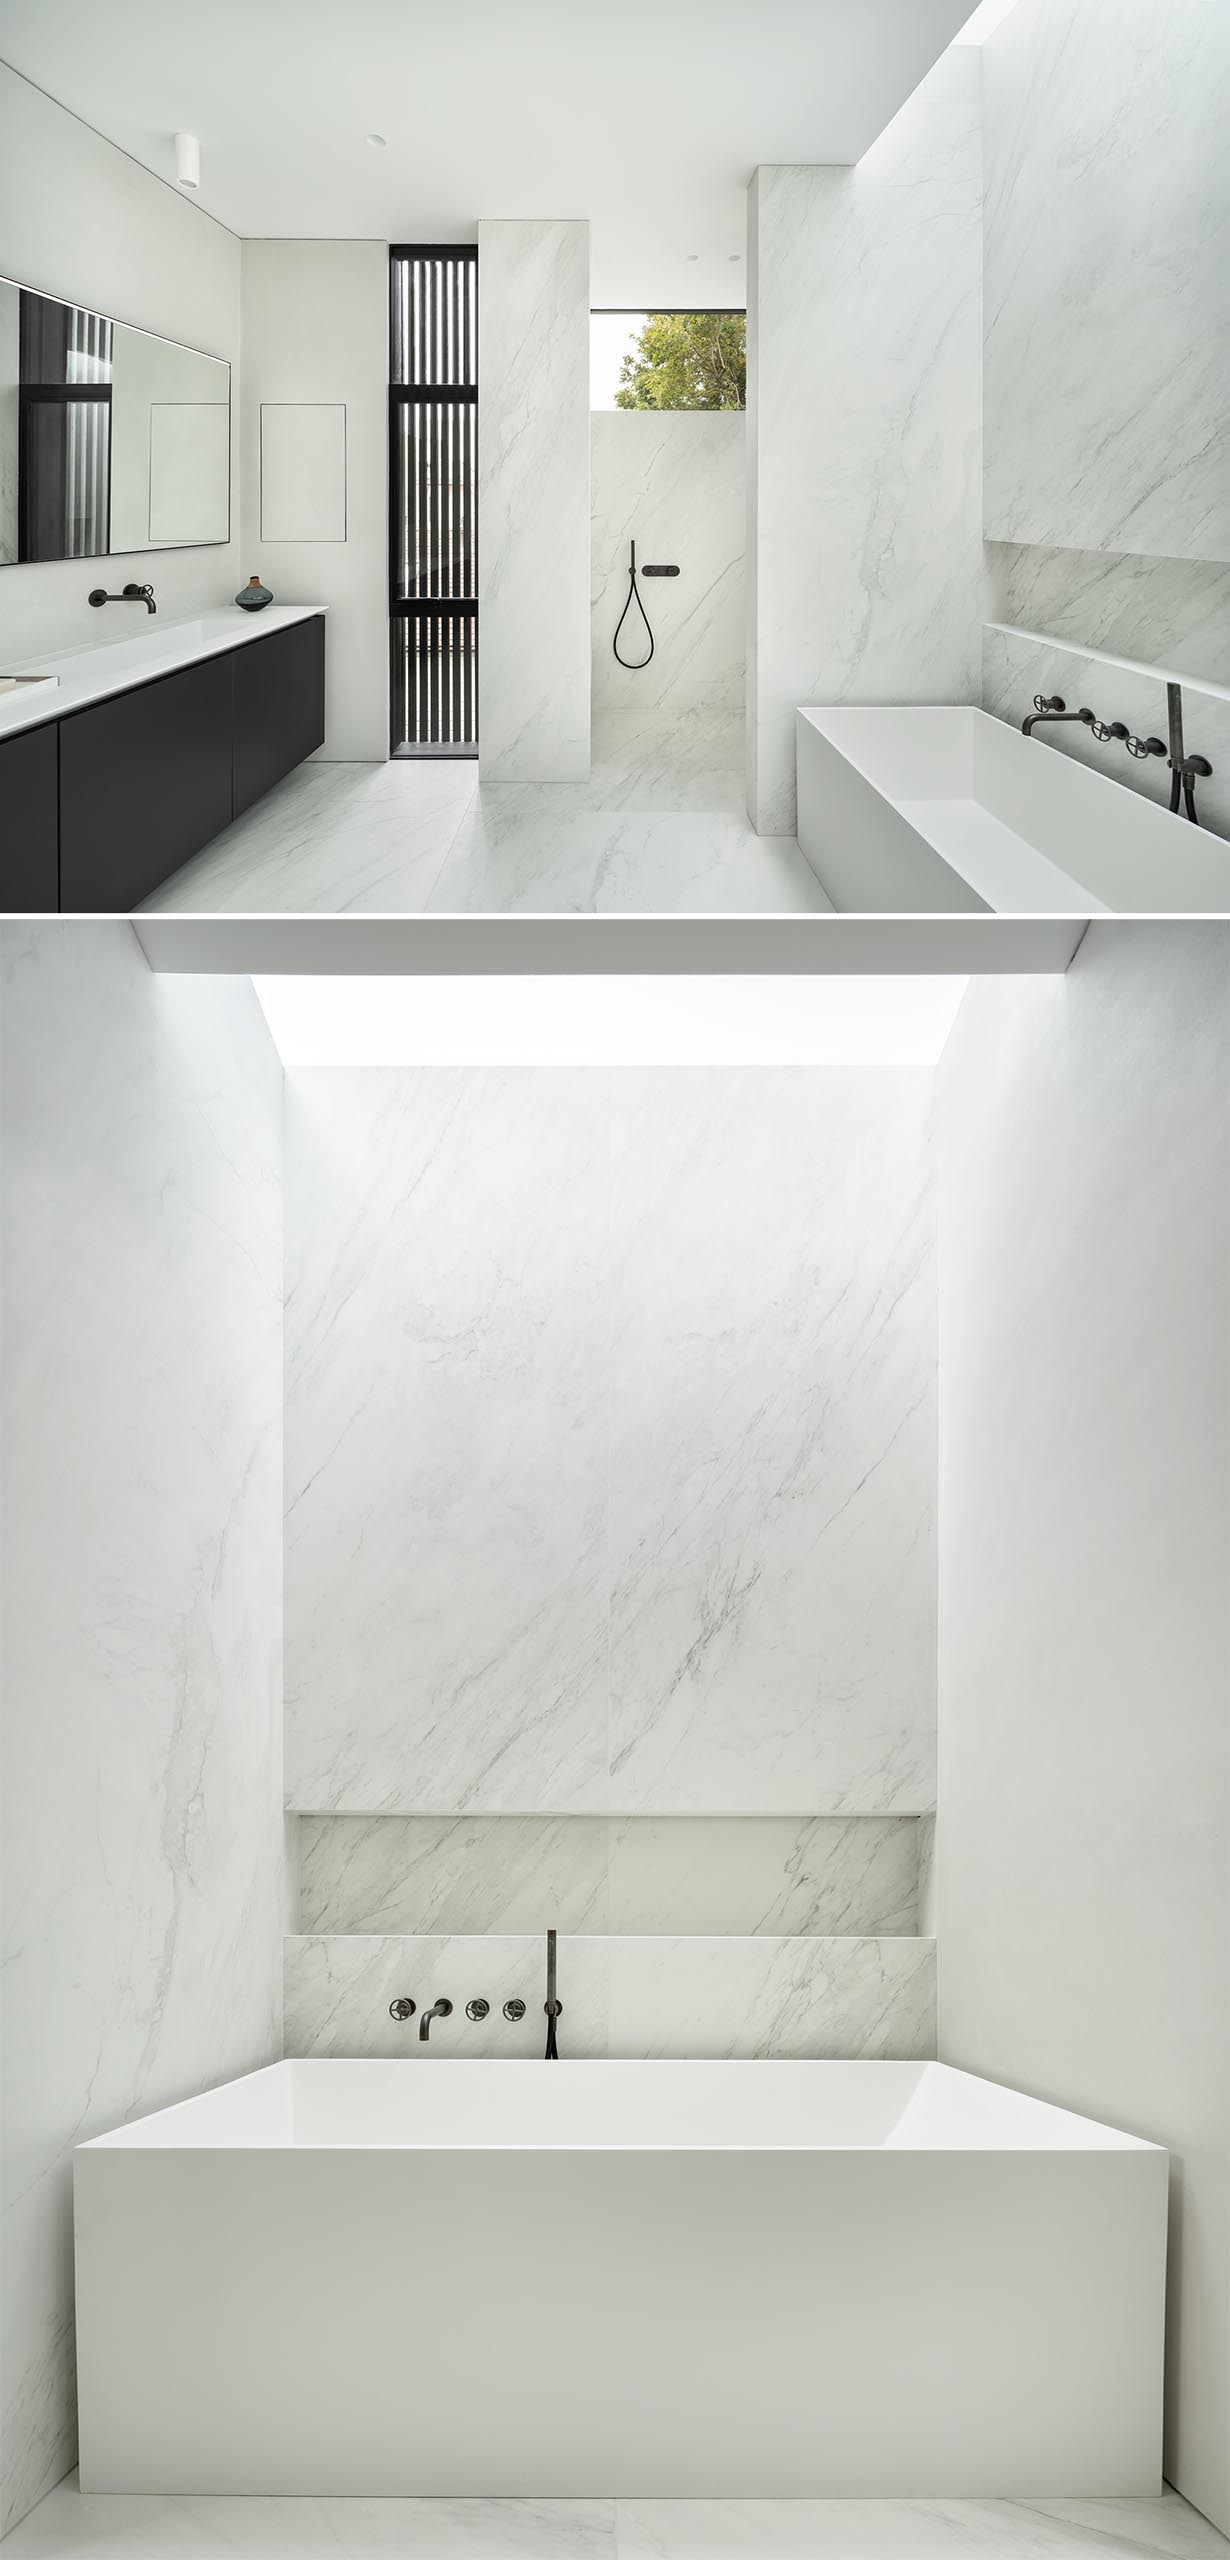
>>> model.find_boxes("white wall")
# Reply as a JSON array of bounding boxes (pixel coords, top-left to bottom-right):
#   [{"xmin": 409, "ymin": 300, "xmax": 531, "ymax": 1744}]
[
  {"xmin": 747, "ymin": 51, "xmax": 983, "ymax": 836},
  {"xmin": 0, "ymin": 924, "xmax": 286, "ymax": 2536},
  {"xmin": 591, "ymin": 412, "xmax": 744, "ymax": 725},
  {"xmin": 936, "ymin": 923, "xmax": 1230, "ymax": 2532},
  {"xmin": 240, "ymin": 240, "xmax": 388, "ymax": 761},
  {"xmin": 478, "ymin": 219, "xmax": 590, "ymax": 780},
  {"xmin": 283, "ymin": 1066, "xmax": 936, "ymax": 1819},
  {"xmin": 0, "ymin": 62, "xmax": 241, "ymax": 661}
]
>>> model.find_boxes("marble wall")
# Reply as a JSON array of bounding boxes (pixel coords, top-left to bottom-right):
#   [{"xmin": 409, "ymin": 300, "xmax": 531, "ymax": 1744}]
[
  {"xmin": 591, "ymin": 414, "xmax": 744, "ymax": 726},
  {"xmin": 0, "ymin": 925, "xmax": 285, "ymax": 2535},
  {"xmin": 982, "ymin": 625, "xmax": 1230, "ymax": 848},
  {"xmin": 746, "ymin": 51, "xmax": 983, "ymax": 837},
  {"xmin": 982, "ymin": 0, "xmax": 1230, "ymax": 563},
  {"xmin": 284, "ymin": 1068, "xmax": 936, "ymax": 1819},
  {"xmin": 296, "ymin": 1813, "xmax": 923, "ymax": 1937},
  {"xmin": 937, "ymin": 925, "xmax": 1230, "ymax": 2532},
  {"xmin": 986, "ymin": 544, "xmax": 1230, "ymax": 696},
  {"xmin": 478, "ymin": 219, "xmax": 591, "ymax": 780},
  {"xmin": 285, "ymin": 1932, "xmax": 936, "ymax": 2064}
]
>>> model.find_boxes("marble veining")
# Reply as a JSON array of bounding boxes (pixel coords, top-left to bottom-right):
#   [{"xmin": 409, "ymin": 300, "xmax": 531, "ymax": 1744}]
[
  {"xmin": 7, "ymin": 2483, "xmax": 1224, "ymax": 2559},
  {"xmin": 592, "ymin": 414, "xmax": 744, "ymax": 720},
  {"xmin": 479, "ymin": 220, "xmax": 591, "ymax": 781},
  {"xmin": 284, "ymin": 1070, "xmax": 935, "ymax": 1818},
  {"xmin": 295, "ymin": 1814, "xmax": 922, "ymax": 1938},
  {"xmin": 0, "ymin": 926, "xmax": 283, "ymax": 2535},
  {"xmin": 748, "ymin": 52, "xmax": 982, "ymax": 836},
  {"xmin": 983, "ymin": 0, "xmax": 1230, "ymax": 559},
  {"xmin": 986, "ymin": 546, "xmax": 1230, "ymax": 696},
  {"xmin": 284, "ymin": 1070, "xmax": 610, "ymax": 1814},
  {"xmin": 607, "ymin": 1072, "xmax": 937, "ymax": 1813},
  {"xmin": 983, "ymin": 625, "xmax": 1230, "ymax": 847},
  {"xmin": 142, "ymin": 712, "xmax": 827, "ymax": 918},
  {"xmin": 283, "ymin": 1932, "xmax": 935, "ymax": 2063}
]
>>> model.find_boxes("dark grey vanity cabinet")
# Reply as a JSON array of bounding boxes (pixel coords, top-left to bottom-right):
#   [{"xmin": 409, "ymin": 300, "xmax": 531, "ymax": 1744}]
[
  {"xmin": 59, "ymin": 654, "xmax": 236, "ymax": 914},
  {"xmin": 232, "ymin": 613, "xmax": 326, "ymax": 818},
  {"xmin": 6, "ymin": 614, "xmax": 327, "ymax": 913},
  {"xmin": 1, "ymin": 723, "xmax": 59, "ymax": 911}
]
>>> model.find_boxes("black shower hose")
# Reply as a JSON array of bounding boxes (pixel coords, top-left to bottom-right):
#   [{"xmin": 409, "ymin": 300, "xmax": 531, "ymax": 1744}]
[{"xmin": 612, "ymin": 538, "xmax": 655, "ymax": 670}]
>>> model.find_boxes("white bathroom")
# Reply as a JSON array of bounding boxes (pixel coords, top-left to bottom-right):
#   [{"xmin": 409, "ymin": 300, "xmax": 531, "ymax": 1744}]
[
  {"xmin": 0, "ymin": 0, "xmax": 1227, "ymax": 918},
  {"xmin": 0, "ymin": 912, "xmax": 1226, "ymax": 2556}
]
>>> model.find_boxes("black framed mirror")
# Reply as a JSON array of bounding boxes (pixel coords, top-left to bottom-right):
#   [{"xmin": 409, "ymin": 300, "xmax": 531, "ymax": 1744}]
[{"xmin": 0, "ymin": 277, "xmax": 230, "ymax": 567}]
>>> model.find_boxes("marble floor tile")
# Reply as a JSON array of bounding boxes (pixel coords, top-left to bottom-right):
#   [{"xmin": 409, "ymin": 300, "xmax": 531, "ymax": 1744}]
[
  {"xmin": 137, "ymin": 716, "xmax": 830, "ymax": 916},
  {"xmin": 618, "ymin": 2497, "xmax": 1228, "ymax": 2559},
  {"xmin": 5, "ymin": 2482, "xmax": 1223, "ymax": 2560},
  {"xmin": 3, "ymin": 2478, "xmax": 615, "ymax": 2555},
  {"xmin": 426, "ymin": 804, "xmax": 829, "ymax": 915},
  {"xmin": 141, "ymin": 757, "xmax": 479, "ymax": 916}
]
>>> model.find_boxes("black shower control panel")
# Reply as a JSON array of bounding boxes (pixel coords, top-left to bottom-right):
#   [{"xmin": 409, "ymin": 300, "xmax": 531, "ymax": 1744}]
[{"xmin": 641, "ymin": 564, "xmax": 679, "ymax": 576}]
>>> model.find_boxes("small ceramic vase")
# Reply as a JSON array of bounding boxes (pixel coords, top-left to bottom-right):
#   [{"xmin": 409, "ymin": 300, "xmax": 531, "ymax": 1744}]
[{"xmin": 235, "ymin": 574, "xmax": 273, "ymax": 612}]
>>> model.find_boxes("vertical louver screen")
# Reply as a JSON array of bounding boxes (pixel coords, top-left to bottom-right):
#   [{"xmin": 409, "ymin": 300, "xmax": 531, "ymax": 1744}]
[{"xmin": 389, "ymin": 249, "xmax": 478, "ymax": 755}]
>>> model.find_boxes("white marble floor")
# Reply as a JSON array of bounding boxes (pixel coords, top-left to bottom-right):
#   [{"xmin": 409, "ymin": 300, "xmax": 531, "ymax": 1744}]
[
  {"xmin": 140, "ymin": 711, "xmax": 830, "ymax": 917},
  {"xmin": 5, "ymin": 2483, "xmax": 1226, "ymax": 2560}
]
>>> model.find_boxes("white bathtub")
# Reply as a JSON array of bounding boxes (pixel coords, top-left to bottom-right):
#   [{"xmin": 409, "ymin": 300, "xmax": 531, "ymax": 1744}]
[
  {"xmin": 796, "ymin": 703, "xmax": 1230, "ymax": 914},
  {"xmin": 74, "ymin": 2058, "xmax": 1166, "ymax": 2499}
]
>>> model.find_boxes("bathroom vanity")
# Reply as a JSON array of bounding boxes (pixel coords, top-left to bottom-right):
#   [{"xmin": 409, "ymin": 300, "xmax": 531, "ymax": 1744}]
[{"xmin": 0, "ymin": 605, "xmax": 326, "ymax": 912}]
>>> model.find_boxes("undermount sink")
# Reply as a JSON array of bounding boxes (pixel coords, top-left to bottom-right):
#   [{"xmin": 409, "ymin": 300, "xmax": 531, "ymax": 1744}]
[{"xmin": 796, "ymin": 705, "xmax": 1228, "ymax": 915}]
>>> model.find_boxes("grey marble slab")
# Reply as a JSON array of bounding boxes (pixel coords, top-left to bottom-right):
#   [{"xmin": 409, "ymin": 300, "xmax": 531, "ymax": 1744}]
[
  {"xmin": 295, "ymin": 1814, "xmax": 922, "ymax": 1939},
  {"xmin": 283, "ymin": 1932, "xmax": 935, "ymax": 2065},
  {"xmin": 983, "ymin": 625, "xmax": 1230, "ymax": 847},
  {"xmin": 986, "ymin": 545, "xmax": 1230, "ymax": 697},
  {"xmin": 284, "ymin": 1069, "xmax": 935, "ymax": 1819},
  {"xmin": 0, "ymin": 927, "xmax": 284, "ymax": 2534},
  {"xmin": 983, "ymin": 0, "xmax": 1230, "ymax": 559}
]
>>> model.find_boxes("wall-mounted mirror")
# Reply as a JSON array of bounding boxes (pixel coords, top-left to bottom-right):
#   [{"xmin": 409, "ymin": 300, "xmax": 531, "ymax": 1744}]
[{"xmin": 0, "ymin": 277, "xmax": 230, "ymax": 568}]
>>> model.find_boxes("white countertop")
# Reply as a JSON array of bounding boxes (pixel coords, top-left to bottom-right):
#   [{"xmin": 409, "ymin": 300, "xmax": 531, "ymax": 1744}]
[{"xmin": 0, "ymin": 603, "xmax": 327, "ymax": 741}]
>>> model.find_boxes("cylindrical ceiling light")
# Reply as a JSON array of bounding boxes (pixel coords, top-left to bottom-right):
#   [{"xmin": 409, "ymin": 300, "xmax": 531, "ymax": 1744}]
[{"xmin": 174, "ymin": 132, "xmax": 200, "ymax": 190}]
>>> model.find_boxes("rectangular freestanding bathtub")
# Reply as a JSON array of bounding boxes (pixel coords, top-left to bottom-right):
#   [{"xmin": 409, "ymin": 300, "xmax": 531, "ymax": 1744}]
[
  {"xmin": 74, "ymin": 2059, "xmax": 1166, "ymax": 2498},
  {"xmin": 796, "ymin": 702, "xmax": 1230, "ymax": 914}
]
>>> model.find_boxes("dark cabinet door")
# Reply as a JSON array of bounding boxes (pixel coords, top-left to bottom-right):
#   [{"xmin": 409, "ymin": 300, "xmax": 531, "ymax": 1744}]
[
  {"xmin": 0, "ymin": 722, "xmax": 59, "ymax": 911},
  {"xmin": 58, "ymin": 654, "xmax": 235, "ymax": 912},
  {"xmin": 232, "ymin": 616, "xmax": 326, "ymax": 819}
]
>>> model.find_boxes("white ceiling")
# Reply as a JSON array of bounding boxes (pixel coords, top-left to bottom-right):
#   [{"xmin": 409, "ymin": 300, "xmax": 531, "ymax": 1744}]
[{"xmin": 0, "ymin": 0, "xmax": 975, "ymax": 305}]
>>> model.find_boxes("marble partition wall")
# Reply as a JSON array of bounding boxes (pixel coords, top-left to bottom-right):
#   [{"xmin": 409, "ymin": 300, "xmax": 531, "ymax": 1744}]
[
  {"xmin": 285, "ymin": 1933, "xmax": 936, "ymax": 2064},
  {"xmin": 296, "ymin": 1814, "xmax": 923, "ymax": 1937},
  {"xmin": 284, "ymin": 1068, "xmax": 936, "ymax": 1819},
  {"xmin": 746, "ymin": 51, "xmax": 983, "ymax": 837},
  {"xmin": 478, "ymin": 219, "xmax": 591, "ymax": 780},
  {"xmin": 591, "ymin": 413, "xmax": 744, "ymax": 726},
  {"xmin": 983, "ymin": 0, "xmax": 1230, "ymax": 563},
  {"xmin": 0, "ymin": 925, "xmax": 284, "ymax": 2535}
]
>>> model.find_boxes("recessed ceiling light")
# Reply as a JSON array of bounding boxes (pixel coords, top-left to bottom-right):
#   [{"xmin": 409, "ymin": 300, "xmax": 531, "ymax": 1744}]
[{"xmin": 366, "ymin": 131, "xmax": 387, "ymax": 148}]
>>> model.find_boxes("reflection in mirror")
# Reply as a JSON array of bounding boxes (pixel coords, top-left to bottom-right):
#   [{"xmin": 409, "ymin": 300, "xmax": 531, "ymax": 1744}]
[{"xmin": 0, "ymin": 278, "xmax": 230, "ymax": 568}]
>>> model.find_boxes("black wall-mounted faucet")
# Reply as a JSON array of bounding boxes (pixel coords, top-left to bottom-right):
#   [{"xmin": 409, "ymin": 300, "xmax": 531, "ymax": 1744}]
[
  {"xmin": 1021, "ymin": 694, "xmax": 1095, "ymax": 737},
  {"xmin": 419, "ymin": 1997, "xmax": 453, "ymax": 2043},
  {"xmin": 88, "ymin": 582, "xmax": 157, "ymax": 615}
]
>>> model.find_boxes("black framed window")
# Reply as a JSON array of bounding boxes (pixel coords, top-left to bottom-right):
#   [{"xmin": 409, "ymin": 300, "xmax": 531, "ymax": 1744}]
[{"xmin": 389, "ymin": 247, "xmax": 478, "ymax": 756}]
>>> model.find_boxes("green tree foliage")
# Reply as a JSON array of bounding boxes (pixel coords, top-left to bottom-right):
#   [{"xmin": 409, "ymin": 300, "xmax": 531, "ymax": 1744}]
[{"xmin": 614, "ymin": 311, "xmax": 746, "ymax": 412}]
